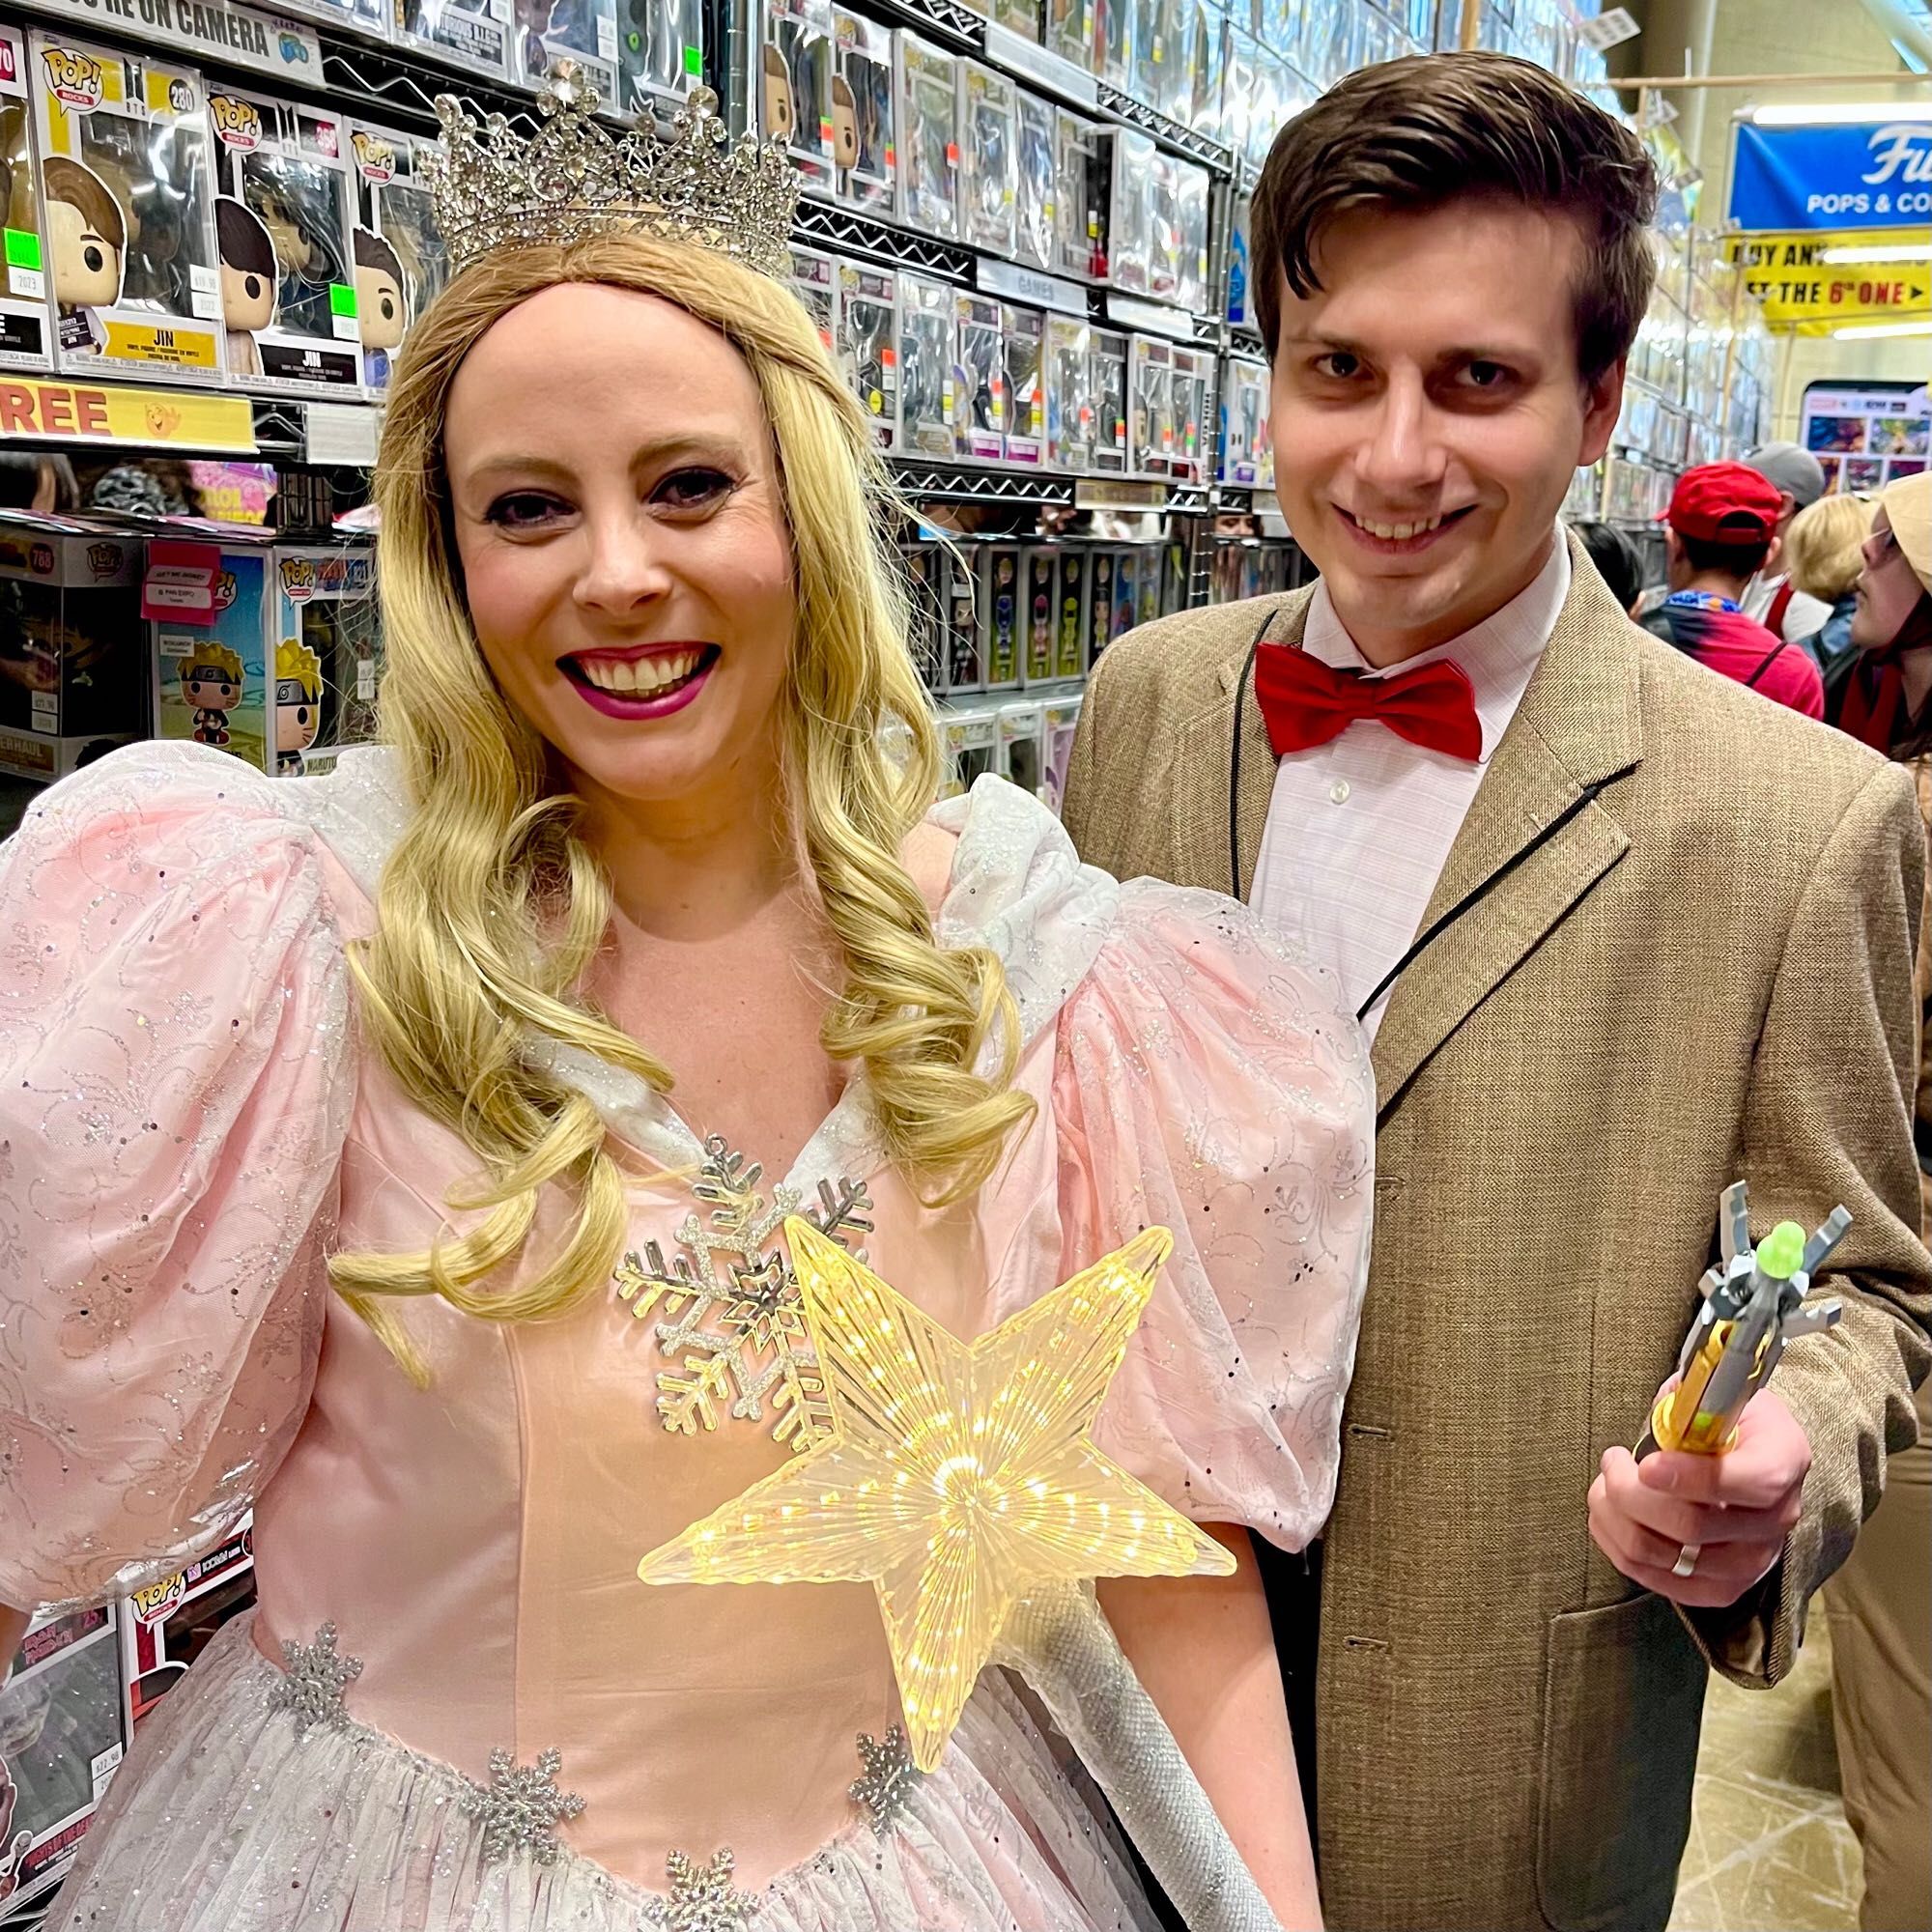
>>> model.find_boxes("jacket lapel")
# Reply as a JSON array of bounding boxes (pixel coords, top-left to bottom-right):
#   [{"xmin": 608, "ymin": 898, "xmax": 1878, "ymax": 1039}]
[
  {"xmin": 1171, "ymin": 592, "xmax": 1311, "ymax": 895},
  {"xmin": 1369, "ymin": 546, "xmax": 1645, "ymax": 1122}
]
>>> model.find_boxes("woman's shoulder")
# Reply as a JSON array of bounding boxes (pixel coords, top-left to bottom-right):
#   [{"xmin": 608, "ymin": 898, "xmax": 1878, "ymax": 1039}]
[
  {"xmin": 925, "ymin": 776, "xmax": 1362, "ymax": 1065},
  {"xmin": 7, "ymin": 741, "xmax": 298, "ymax": 879},
  {"xmin": 2, "ymin": 740, "xmax": 409, "ymax": 938},
  {"xmin": 926, "ymin": 776, "xmax": 1122, "ymax": 1043}
]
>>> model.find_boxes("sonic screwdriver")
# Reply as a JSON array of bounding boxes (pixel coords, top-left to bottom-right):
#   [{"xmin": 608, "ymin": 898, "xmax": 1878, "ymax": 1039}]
[{"xmin": 1637, "ymin": 1180, "xmax": 1848, "ymax": 1461}]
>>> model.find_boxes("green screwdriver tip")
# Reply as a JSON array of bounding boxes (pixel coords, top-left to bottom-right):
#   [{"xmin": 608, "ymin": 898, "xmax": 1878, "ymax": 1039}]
[{"xmin": 1758, "ymin": 1222, "xmax": 1806, "ymax": 1279}]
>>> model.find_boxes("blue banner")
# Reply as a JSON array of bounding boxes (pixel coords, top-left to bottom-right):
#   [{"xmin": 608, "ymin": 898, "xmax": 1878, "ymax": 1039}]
[{"xmin": 1729, "ymin": 121, "xmax": 1932, "ymax": 232}]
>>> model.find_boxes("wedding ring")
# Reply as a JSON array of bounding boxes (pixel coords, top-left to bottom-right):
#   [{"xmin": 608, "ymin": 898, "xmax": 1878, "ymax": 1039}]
[{"xmin": 1672, "ymin": 1543, "xmax": 1701, "ymax": 1579}]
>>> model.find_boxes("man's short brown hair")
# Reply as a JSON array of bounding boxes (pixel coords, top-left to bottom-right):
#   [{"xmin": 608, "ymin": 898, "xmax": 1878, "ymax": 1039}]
[{"xmin": 1251, "ymin": 52, "xmax": 1659, "ymax": 384}]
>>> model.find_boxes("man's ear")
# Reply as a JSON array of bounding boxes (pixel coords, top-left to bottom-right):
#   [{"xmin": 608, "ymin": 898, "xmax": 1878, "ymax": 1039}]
[{"xmin": 1578, "ymin": 357, "xmax": 1625, "ymax": 469}]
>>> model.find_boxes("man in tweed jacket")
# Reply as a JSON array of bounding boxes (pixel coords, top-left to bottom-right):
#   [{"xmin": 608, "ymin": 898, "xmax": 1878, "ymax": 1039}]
[{"xmin": 1062, "ymin": 54, "xmax": 1932, "ymax": 1932}]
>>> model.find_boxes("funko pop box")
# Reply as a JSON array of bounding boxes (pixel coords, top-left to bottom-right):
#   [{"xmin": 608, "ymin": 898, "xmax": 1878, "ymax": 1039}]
[
  {"xmin": 0, "ymin": 24, "xmax": 52, "ymax": 374},
  {"xmin": 0, "ymin": 511, "xmax": 145, "ymax": 782},
  {"xmin": 119, "ymin": 1520, "xmax": 256, "ymax": 1733},
  {"xmin": 150, "ymin": 531, "xmax": 378, "ymax": 778},
  {"xmin": 31, "ymin": 33, "xmax": 227, "ymax": 384},
  {"xmin": 348, "ymin": 121, "xmax": 448, "ymax": 400},
  {"xmin": 1, "ymin": 1602, "xmax": 130, "ymax": 1911}
]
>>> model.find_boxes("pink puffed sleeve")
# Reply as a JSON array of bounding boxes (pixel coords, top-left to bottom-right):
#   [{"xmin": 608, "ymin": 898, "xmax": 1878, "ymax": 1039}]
[
  {"xmin": 1054, "ymin": 882, "xmax": 1374, "ymax": 1551},
  {"xmin": 0, "ymin": 746, "xmax": 355, "ymax": 1611}
]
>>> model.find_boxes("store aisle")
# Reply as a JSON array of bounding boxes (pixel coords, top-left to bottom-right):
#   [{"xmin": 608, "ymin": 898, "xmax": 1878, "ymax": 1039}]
[{"xmin": 1668, "ymin": 1622, "xmax": 1862, "ymax": 1932}]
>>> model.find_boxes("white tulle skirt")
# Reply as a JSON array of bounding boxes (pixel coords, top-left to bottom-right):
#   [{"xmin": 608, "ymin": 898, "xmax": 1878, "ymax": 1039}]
[{"xmin": 51, "ymin": 1618, "xmax": 1160, "ymax": 1932}]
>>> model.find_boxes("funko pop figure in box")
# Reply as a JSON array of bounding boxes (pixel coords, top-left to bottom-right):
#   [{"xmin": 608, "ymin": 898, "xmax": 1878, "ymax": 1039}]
[
  {"xmin": 216, "ymin": 196, "xmax": 276, "ymax": 379},
  {"xmin": 275, "ymin": 635, "xmax": 322, "ymax": 776},
  {"xmin": 181, "ymin": 639, "xmax": 242, "ymax": 746},
  {"xmin": 830, "ymin": 74, "xmax": 859, "ymax": 169},
  {"xmin": 762, "ymin": 43, "xmax": 793, "ymax": 141},
  {"xmin": 43, "ymin": 156, "xmax": 123, "ymax": 355},
  {"xmin": 354, "ymin": 229, "xmax": 407, "ymax": 389},
  {"xmin": 0, "ymin": 1758, "xmax": 26, "ymax": 1902}
]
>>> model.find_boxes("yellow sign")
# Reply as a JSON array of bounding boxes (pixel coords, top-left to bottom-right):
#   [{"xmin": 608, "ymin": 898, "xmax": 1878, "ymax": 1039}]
[
  {"xmin": 1723, "ymin": 231, "xmax": 1932, "ymax": 335},
  {"xmin": 0, "ymin": 377, "xmax": 256, "ymax": 452}
]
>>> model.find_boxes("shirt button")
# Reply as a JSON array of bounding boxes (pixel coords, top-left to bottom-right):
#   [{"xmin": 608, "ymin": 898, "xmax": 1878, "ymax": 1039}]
[{"xmin": 1329, "ymin": 780, "xmax": 1351, "ymax": 805}]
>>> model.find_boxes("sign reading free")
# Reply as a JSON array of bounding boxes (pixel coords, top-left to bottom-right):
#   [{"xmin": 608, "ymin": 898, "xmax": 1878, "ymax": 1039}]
[
  {"xmin": 1720, "ymin": 231, "xmax": 1931, "ymax": 332},
  {"xmin": 0, "ymin": 377, "xmax": 257, "ymax": 450},
  {"xmin": 1729, "ymin": 120, "xmax": 1932, "ymax": 233}
]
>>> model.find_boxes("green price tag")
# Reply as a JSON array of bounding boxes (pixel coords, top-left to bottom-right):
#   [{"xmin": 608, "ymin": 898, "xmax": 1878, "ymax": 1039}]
[
  {"xmin": 4, "ymin": 228, "xmax": 43, "ymax": 271},
  {"xmin": 683, "ymin": 43, "xmax": 700, "ymax": 75},
  {"xmin": 329, "ymin": 282, "xmax": 358, "ymax": 318}
]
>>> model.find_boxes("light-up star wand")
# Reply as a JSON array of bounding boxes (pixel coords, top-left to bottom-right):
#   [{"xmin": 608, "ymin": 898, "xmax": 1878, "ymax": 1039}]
[{"xmin": 638, "ymin": 1219, "xmax": 1289, "ymax": 1932}]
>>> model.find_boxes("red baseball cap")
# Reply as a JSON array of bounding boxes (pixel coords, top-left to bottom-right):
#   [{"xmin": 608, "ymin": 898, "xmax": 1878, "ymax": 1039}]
[{"xmin": 1664, "ymin": 462, "xmax": 1784, "ymax": 546}]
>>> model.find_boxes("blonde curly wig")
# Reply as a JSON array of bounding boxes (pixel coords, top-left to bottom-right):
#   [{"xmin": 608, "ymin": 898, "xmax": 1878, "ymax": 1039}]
[{"xmin": 330, "ymin": 232, "xmax": 1032, "ymax": 1372}]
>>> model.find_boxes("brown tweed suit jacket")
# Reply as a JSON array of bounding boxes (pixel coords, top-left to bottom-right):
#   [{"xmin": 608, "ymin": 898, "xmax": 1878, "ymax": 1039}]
[{"xmin": 1060, "ymin": 536, "xmax": 1932, "ymax": 1932}]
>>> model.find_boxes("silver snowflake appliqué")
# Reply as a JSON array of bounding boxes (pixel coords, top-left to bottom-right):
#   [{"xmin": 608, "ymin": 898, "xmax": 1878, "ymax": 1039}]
[
  {"xmin": 268, "ymin": 1622, "xmax": 362, "ymax": 1737},
  {"xmin": 459, "ymin": 1746, "xmax": 584, "ymax": 1866},
  {"xmin": 642, "ymin": 1848, "xmax": 757, "ymax": 1931},
  {"xmin": 613, "ymin": 1138, "xmax": 873, "ymax": 1453},
  {"xmin": 849, "ymin": 1724, "xmax": 922, "ymax": 1836}
]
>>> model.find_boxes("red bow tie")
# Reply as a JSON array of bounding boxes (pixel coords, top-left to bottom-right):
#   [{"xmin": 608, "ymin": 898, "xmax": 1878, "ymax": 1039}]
[{"xmin": 1253, "ymin": 640, "xmax": 1483, "ymax": 763}]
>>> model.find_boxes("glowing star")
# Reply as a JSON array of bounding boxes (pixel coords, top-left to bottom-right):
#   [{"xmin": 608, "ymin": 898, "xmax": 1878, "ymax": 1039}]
[{"xmin": 638, "ymin": 1218, "xmax": 1231, "ymax": 1773}]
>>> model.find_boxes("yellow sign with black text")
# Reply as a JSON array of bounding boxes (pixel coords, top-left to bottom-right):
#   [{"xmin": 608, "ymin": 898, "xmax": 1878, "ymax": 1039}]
[
  {"xmin": 1722, "ymin": 231, "xmax": 1931, "ymax": 335},
  {"xmin": 0, "ymin": 376, "xmax": 256, "ymax": 451}
]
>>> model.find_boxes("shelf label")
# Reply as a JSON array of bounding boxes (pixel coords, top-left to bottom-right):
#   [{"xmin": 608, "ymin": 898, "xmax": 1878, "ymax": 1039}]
[
  {"xmin": 306, "ymin": 400, "xmax": 380, "ymax": 465},
  {"xmin": 0, "ymin": 377, "xmax": 256, "ymax": 452},
  {"xmin": 1075, "ymin": 478, "xmax": 1167, "ymax": 510},
  {"xmin": 1105, "ymin": 292, "xmax": 1198, "ymax": 342},
  {"xmin": 985, "ymin": 22, "xmax": 1098, "ymax": 110},
  {"xmin": 17, "ymin": 0, "xmax": 321, "ymax": 84},
  {"xmin": 976, "ymin": 256, "xmax": 1091, "ymax": 319}
]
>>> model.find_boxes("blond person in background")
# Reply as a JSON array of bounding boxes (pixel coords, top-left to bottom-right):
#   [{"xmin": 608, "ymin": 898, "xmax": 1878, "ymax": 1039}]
[
  {"xmin": 1822, "ymin": 469, "xmax": 1932, "ymax": 1932},
  {"xmin": 1743, "ymin": 441, "xmax": 1834, "ymax": 643},
  {"xmin": 1784, "ymin": 491, "xmax": 1874, "ymax": 674}
]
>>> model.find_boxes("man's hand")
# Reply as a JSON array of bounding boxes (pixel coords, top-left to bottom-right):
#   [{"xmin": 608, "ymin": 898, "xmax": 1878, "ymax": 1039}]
[{"xmin": 1587, "ymin": 1388, "xmax": 1810, "ymax": 1608}]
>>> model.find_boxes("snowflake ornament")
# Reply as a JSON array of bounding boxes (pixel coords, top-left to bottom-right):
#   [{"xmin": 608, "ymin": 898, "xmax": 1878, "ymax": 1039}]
[
  {"xmin": 613, "ymin": 1138, "xmax": 873, "ymax": 1453},
  {"xmin": 849, "ymin": 1724, "xmax": 922, "ymax": 1836},
  {"xmin": 459, "ymin": 1746, "xmax": 584, "ymax": 1866},
  {"xmin": 268, "ymin": 1622, "xmax": 363, "ymax": 1737},
  {"xmin": 642, "ymin": 1847, "xmax": 758, "ymax": 1931}
]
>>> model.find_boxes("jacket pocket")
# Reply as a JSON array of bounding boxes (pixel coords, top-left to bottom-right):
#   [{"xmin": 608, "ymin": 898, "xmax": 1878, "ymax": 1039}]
[{"xmin": 1537, "ymin": 1594, "xmax": 1707, "ymax": 1932}]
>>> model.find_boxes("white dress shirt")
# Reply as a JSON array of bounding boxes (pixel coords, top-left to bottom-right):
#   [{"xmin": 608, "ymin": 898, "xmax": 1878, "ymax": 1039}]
[{"xmin": 1250, "ymin": 531, "xmax": 1572, "ymax": 1041}]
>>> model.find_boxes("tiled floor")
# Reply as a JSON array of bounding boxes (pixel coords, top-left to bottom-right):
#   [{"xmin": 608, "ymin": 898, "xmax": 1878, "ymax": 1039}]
[{"xmin": 1667, "ymin": 1619, "xmax": 1863, "ymax": 1932}]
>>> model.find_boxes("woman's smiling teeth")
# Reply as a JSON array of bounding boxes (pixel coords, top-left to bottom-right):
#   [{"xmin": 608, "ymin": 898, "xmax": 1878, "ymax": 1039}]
[{"xmin": 575, "ymin": 648, "xmax": 704, "ymax": 694}]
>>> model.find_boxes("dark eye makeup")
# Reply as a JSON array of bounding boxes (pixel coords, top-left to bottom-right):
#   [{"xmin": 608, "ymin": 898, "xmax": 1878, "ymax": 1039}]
[
  {"xmin": 652, "ymin": 466, "xmax": 736, "ymax": 510},
  {"xmin": 484, "ymin": 490, "xmax": 572, "ymax": 530},
  {"xmin": 479, "ymin": 467, "xmax": 738, "ymax": 530}
]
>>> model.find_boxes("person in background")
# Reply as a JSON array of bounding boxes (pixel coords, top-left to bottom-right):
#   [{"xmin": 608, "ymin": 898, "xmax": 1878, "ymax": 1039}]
[
  {"xmin": 1784, "ymin": 490, "xmax": 1875, "ymax": 675},
  {"xmin": 1820, "ymin": 468, "xmax": 1932, "ymax": 1932},
  {"xmin": 0, "ymin": 452, "xmax": 79, "ymax": 514},
  {"xmin": 1642, "ymin": 461, "xmax": 1825, "ymax": 716},
  {"xmin": 1743, "ymin": 440, "xmax": 1834, "ymax": 643},
  {"xmin": 1572, "ymin": 517, "xmax": 1645, "ymax": 617},
  {"xmin": 1826, "ymin": 471, "xmax": 1932, "ymax": 756}
]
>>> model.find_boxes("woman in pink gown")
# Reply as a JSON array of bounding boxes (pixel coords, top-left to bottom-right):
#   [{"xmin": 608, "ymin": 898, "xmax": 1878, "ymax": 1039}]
[{"xmin": 0, "ymin": 207, "xmax": 1372, "ymax": 1929}]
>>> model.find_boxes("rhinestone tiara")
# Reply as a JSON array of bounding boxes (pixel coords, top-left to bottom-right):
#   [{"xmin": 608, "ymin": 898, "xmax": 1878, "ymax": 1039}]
[{"xmin": 424, "ymin": 67, "xmax": 799, "ymax": 281}]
